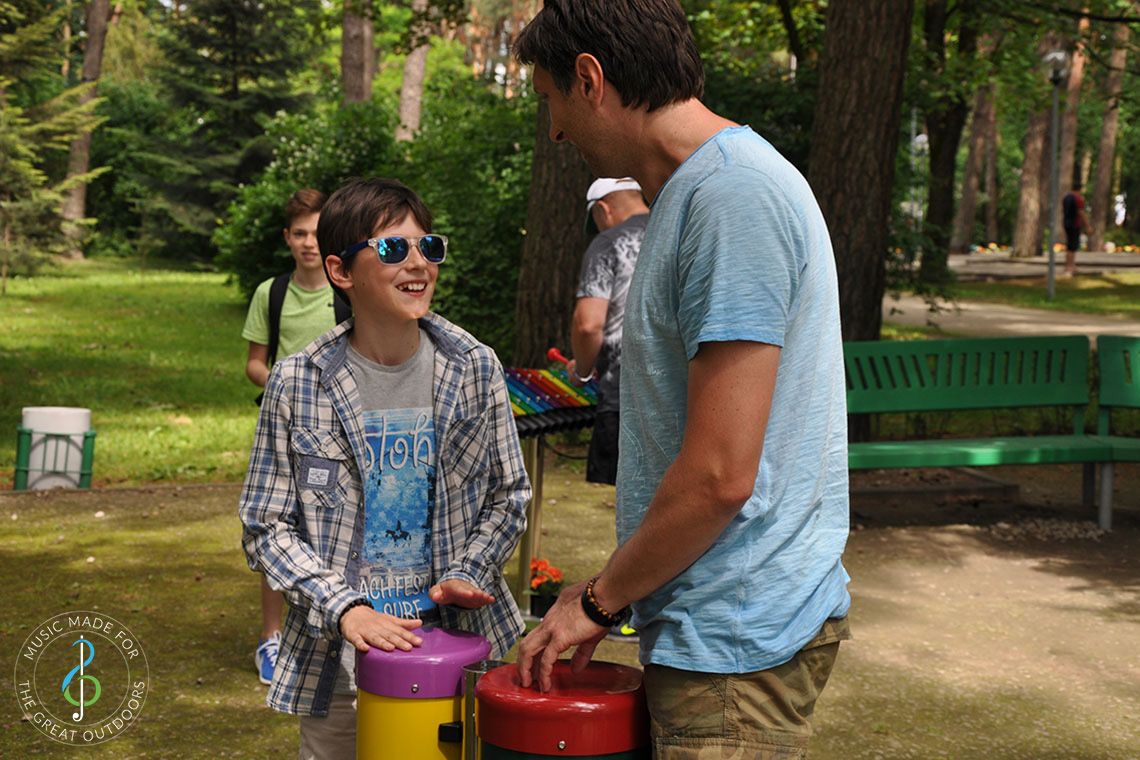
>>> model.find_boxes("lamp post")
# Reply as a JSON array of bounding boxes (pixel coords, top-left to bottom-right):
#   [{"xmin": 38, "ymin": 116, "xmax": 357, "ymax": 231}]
[{"xmin": 1043, "ymin": 50, "xmax": 1068, "ymax": 301}]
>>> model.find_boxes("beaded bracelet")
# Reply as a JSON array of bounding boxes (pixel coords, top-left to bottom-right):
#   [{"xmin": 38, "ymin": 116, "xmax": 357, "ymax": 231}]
[{"xmin": 580, "ymin": 576, "xmax": 628, "ymax": 628}]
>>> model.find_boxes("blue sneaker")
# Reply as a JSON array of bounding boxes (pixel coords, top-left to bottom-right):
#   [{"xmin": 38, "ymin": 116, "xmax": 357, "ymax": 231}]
[{"xmin": 255, "ymin": 632, "xmax": 280, "ymax": 685}]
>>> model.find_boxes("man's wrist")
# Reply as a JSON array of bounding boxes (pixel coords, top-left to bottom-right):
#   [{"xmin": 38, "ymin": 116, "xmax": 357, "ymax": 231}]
[{"xmin": 580, "ymin": 576, "xmax": 628, "ymax": 628}]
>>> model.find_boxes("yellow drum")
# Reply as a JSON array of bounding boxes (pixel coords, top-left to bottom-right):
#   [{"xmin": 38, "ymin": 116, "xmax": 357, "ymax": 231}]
[{"xmin": 356, "ymin": 627, "xmax": 490, "ymax": 760}]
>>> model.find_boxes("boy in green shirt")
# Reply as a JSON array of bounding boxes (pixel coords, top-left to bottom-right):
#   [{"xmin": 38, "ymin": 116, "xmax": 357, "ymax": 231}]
[{"xmin": 241, "ymin": 188, "xmax": 344, "ymax": 685}]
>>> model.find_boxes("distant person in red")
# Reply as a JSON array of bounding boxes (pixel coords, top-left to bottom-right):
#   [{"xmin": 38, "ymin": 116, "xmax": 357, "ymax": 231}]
[{"xmin": 1061, "ymin": 183, "xmax": 1091, "ymax": 277}]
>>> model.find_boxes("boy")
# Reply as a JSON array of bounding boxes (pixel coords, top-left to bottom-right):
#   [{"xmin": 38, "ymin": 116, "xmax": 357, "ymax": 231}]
[
  {"xmin": 241, "ymin": 188, "xmax": 347, "ymax": 686},
  {"xmin": 239, "ymin": 178, "xmax": 529, "ymax": 758}
]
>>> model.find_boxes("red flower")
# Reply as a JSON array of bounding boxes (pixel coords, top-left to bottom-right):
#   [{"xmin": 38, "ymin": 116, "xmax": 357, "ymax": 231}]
[{"xmin": 529, "ymin": 557, "xmax": 564, "ymax": 596}]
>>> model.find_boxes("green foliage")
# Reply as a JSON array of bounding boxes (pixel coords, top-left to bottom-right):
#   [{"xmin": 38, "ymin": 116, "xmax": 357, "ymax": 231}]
[
  {"xmin": 0, "ymin": 1, "xmax": 104, "ymax": 284},
  {"xmin": 402, "ymin": 70, "xmax": 535, "ymax": 355},
  {"xmin": 215, "ymin": 59, "xmax": 534, "ymax": 357},
  {"xmin": 214, "ymin": 99, "xmax": 402, "ymax": 298},
  {"xmin": 151, "ymin": 0, "xmax": 326, "ymax": 259}
]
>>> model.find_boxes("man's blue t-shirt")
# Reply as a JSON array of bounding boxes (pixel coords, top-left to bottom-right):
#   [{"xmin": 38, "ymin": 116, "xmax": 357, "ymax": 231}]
[{"xmin": 618, "ymin": 125, "xmax": 851, "ymax": 674}]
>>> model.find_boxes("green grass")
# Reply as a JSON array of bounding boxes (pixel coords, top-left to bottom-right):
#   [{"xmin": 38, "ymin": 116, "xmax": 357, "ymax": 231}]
[
  {"xmin": 0, "ymin": 259, "xmax": 256, "ymax": 488},
  {"xmin": 949, "ymin": 272, "xmax": 1140, "ymax": 319}
]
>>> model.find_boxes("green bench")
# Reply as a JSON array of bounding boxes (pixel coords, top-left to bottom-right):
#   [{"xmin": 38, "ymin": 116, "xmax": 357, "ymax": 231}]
[
  {"xmin": 844, "ymin": 335, "xmax": 1113, "ymax": 525},
  {"xmin": 1092, "ymin": 335, "xmax": 1140, "ymax": 530}
]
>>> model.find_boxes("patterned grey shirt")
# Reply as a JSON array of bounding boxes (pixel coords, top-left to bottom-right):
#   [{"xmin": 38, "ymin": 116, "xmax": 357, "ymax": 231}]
[{"xmin": 576, "ymin": 213, "xmax": 648, "ymax": 412}]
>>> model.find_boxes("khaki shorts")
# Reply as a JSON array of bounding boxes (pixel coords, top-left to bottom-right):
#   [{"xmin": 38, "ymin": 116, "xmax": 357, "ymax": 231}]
[{"xmin": 644, "ymin": 617, "xmax": 851, "ymax": 759}]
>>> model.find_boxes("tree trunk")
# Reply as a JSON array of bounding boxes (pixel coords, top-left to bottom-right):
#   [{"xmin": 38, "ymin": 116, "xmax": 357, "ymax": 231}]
[
  {"xmin": 775, "ymin": 0, "xmax": 807, "ymax": 64},
  {"xmin": 808, "ymin": 0, "xmax": 913, "ymax": 343},
  {"xmin": 983, "ymin": 91, "xmax": 999, "ymax": 243},
  {"xmin": 60, "ymin": 0, "xmax": 112, "ymax": 259},
  {"xmin": 341, "ymin": 2, "xmax": 374, "ymax": 104},
  {"xmin": 396, "ymin": 0, "xmax": 429, "ymax": 140},
  {"xmin": 1011, "ymin": 105, "xmax": 1050, "ymax": 258},
  {"xmin": 1087, "ymin": 19, "xmax": 1130, "ymax": 252},
  {"xmin": 949, "ymin": 83, "xmax": 993, "ymax": 253},
  {"xmin": 919, "ymin": 0, "xmax": 977, "ymax": 284},
  {"xmin": 1011, "ymin": 36, "xmax": 1058, "ymax": 259},
  {"xmin": 1054, "ymin": 13, "xmax": 1089, "ymax": 235},
  {"xmin": 512, "ymin": 100, "xmax": 593, "ymax": 366}
]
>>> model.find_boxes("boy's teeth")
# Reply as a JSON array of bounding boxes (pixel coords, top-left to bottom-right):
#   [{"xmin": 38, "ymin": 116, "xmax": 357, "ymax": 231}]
[{"xmin": 399, "ymin": 283, "xmax": 425, "ymax": 292}]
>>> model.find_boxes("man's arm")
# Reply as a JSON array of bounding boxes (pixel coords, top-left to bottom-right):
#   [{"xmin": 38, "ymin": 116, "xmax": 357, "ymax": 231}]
[
  {"xmin": 570, "ymin": 297, "xmax": 609, "ymax": 380},
  {"xmin": 518, "ymin": 340, "xmax": 780, "ymax": 689},
  {"xmin": 246, "ymin": 342, "xmax": 270, "ymax": 387}
]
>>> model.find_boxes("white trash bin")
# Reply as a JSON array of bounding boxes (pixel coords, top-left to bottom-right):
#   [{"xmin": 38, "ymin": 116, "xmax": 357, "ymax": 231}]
[{"xmin": 15, "ymin": 407, "xmax": 95, "ymax": 490}]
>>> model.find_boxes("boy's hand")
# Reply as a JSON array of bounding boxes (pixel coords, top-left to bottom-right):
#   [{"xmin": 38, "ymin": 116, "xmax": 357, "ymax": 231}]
[
  {"xmin": 340, "ymin": 606, "xmax": 423, "ymax": 652},
  {"xmin": 428, "ymin": 579, "xmax": 495, "ymax": 609}
]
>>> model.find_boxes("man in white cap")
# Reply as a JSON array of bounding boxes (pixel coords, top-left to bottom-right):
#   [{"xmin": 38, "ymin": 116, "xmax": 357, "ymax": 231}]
[{"xmin": 570, "ymin": 177, "xmax": 649, "ymax": 489}]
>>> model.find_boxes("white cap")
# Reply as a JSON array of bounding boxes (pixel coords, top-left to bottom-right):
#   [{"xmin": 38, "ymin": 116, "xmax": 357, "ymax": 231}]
[{"xmin": 584, "ymin": 177, "xmax": 643, "ymax": 234}]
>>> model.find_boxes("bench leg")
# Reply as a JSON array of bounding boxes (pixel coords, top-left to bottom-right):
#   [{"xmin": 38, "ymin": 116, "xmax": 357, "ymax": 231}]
[
  {"xmin": 1081, "ymin": 463, "xmax": 1095, "ymax": 508},
  {"xmin": 1098, "ymin": 462, "xmax": 1114, "ymax": 532}
]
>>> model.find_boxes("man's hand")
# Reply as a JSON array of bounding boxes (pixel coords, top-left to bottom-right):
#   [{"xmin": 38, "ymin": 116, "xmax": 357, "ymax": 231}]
[
  {"xmin": 340, "ymin": 606, "xmax": 424, "ymax": 652},
  {"xmin": 516, "ymin": 580, "xmax": 607, "ymax": 692},
  {"xmin": 429, "ymin": 579, "xmax": 495, "ymax": 609},
  {"xmin": 566, "ymin": 359, "xmax": 593, "ymax": 387}
]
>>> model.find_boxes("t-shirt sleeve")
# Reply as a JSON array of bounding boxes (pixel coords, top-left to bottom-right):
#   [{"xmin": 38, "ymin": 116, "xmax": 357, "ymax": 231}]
[
  {"xmin": 241, "ymin": 279, "xmax": 272, "ymax": 345},
  {"xmin": 676, "ymin": 169, "xmax": 802, "ymax": 360},
  {"xmin": 576, "ymin": 235, "xmax": 616, "ymax": 300}
]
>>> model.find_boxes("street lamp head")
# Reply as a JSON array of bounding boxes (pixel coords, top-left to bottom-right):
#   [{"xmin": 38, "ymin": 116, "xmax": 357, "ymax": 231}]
[{"xmin": 1042, "ymin": 50, "xmax": 1069, "ymax": 85}]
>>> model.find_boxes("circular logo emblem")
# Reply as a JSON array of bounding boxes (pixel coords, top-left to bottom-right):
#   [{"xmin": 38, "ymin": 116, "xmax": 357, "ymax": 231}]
[{"xmin": 13, "ymin": 611, "xmax": 150, "ymax": 746}]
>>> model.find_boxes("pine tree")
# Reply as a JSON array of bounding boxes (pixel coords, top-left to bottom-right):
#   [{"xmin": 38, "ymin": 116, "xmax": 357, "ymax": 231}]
[
  {"xmin": 0, "ymin": 0, "xmax": 104, "ymax": 293},
  {"xmin": 153, "ymin": 0, "xmax": 323, "ymax": 258}
]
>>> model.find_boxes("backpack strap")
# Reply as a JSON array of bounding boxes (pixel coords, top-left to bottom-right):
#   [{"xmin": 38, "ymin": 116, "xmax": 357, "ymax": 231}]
[
  {"xmin": 333, "ymin": 291, "xmax": 352, "ymax": 325},
  {"xmin": 265, "ymin": 272, "xmax": 292, "ymax": 367}
]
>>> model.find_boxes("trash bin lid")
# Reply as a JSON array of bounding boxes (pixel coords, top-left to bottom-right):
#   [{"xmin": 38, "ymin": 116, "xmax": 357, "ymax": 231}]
[
  {"xmin": 356, "ymin": 626, "xmax": 490, "ymax": 699},
  {"xmin": 476, "ymin": 660, "xmax": 648, "ymax": 756}
]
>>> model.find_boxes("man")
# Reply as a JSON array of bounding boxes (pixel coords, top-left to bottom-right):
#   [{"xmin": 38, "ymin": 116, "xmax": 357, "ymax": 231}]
[
  {"xmin": 513, "ymin": 2, "xmax": 852, "ymax": 756},
  {"xmin": 570, "ymin": 177, "xmax": 649, "ymax": 487},
  {"xmin": 240, "ymin": 188, "xmax": 346, "ymax": 686},
  {"xmin": 1061, "ymin": 183, "xmax": 1091, "ymax": 277}
]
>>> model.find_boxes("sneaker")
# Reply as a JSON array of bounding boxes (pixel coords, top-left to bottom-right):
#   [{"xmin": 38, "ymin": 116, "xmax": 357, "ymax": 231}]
[
  {"xmin": 255, "ymin": 632, "xmax": 280, "ymax": 685},
  {"xmin": 607, "ymin": 622, "xmax": 639, "ymax": 642}
]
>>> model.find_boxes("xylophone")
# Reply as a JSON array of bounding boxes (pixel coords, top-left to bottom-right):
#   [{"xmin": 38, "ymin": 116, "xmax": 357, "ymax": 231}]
[
  {"xmin": 504, "ymin": 363, "xmax": 598, "ymax": 610},
  {"xmin": 504, "ymin": 367, "xmax": 598, "ymax": 437}
]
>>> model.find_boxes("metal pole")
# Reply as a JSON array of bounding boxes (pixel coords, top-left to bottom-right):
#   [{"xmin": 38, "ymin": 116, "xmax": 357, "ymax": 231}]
[{"xmin": 1046, "ymin": 72, "xmax": 1062, "ymax": 301}]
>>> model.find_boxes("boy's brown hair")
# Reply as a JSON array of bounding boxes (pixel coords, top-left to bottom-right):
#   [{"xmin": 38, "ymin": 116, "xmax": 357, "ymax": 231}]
[{"xmin": 284, "ymin": 188, "xmax": 326, "ymax": 228}]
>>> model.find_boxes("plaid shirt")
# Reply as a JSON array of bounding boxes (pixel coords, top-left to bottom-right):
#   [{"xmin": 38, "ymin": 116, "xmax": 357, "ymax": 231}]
[{"xmin": 239, "ymin": 313, "xmax": 530, "ymax": 716}]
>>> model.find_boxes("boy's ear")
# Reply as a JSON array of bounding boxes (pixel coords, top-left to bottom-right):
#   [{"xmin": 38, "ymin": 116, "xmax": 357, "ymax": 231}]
[
  {"xmin": 324, "ymin": 255, "xmax": 353, "ymax": 292},
  {"xmin": 282, "ymin": 227, "xmax": 289, "ymax": 246}
]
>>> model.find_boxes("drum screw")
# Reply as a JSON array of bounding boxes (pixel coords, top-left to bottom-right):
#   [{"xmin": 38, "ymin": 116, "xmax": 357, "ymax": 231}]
[
  {"xmin": 558, "ymin": 740, "xmax": 566, "ymax": 750},
  {"xmin": 411, "ymin": 684, "xmax": 419, "ymax": 694}
]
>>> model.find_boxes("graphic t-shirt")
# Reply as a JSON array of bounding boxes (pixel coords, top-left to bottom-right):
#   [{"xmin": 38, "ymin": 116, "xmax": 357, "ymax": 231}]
[
  {"xmin": 334, "ymin": 331, "xmax": 437, "ymax": 693},
  {"xmin": 576, "ymin": 213, "xmax": 647, "ymax": 412}
]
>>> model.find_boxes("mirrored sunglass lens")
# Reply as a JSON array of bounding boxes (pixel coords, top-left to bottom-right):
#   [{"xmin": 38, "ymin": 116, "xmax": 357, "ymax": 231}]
[
  {"xmin": 419, "ymin": 235, "xmax": 446, "ymax": 262},
  {"xmin": 376, "ymin": 237, "xmax": 409, "ymax": 263}
]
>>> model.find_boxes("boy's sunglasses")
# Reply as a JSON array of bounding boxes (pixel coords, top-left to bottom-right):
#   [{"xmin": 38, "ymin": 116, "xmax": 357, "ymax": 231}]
[{"xmin": 339, "ymin": 234, "xmax": 448, "ymax": 265}]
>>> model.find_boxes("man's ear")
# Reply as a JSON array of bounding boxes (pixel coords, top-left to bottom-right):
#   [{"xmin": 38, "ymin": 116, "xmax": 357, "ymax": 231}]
[
  {"xmin": 282, "ymin": 227, "xmax": 290, "ymax": 246},
  {"xmin": 574, "ymin": 53, "xmax": 606, "ymax": 107},
  {"xmin": 325, "ymin": 254, "xmax": 353, "ymax": 292}
]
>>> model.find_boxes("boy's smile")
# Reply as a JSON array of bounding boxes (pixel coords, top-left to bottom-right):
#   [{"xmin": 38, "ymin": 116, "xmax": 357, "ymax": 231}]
[{"xmin": 347, "ymin": 212, "xmax": 438, "ymax": 328}]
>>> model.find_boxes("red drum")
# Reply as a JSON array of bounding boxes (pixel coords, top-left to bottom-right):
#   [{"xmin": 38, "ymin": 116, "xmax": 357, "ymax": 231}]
[{"xmin": 475, "ymin": 660, "xmax": 649, "ymax": 758}]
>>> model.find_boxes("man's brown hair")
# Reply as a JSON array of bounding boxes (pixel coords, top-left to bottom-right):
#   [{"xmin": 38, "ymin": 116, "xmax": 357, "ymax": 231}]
[
  {"xmin": 513, "ymin": 0, "xmax": 704, "ymax": 112},
  {"xmin": 284, "ymin": 188, "xmax": 326, "ymax": 228}
]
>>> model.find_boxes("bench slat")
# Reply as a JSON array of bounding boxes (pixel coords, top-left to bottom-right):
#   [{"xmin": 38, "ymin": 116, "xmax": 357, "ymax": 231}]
[{"xmin": 845, "ymin": 336, "xmax": 1091, "ymax": 414}]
